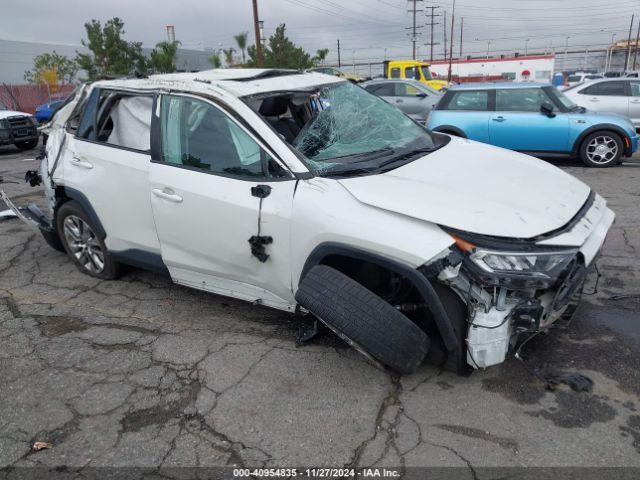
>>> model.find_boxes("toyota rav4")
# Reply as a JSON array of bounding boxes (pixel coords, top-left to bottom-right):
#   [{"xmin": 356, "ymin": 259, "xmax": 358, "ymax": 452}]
[{"xmin": 0, "ymin": 69, "xmax": 614, "ymax": 375}]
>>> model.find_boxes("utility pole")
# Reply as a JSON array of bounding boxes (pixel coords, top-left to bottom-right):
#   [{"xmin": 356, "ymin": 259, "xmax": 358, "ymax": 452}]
[
  {"xmin": 447, "ymin": 0, "xmax": 455, "ymax": 82},
  {"xmin": 634, "ymin": 18, "xmax": 640, "ymax": 70},
  {"xmin": 425, "ymin": 5, "xmax": 440, "ymax": 62},
  {"xmin": 408, "ymin": 0, "xmax": 423, "ymax": 60},
  {"xmin": 337, "ymin": 39, "xmax": 341, "ymax": 67},
  {"xmin": 625, "ymin": 14, "xmax": 635, "ymax": 72},
  {"xmin": 459, "ymin": 16, "xmax": 463, "ymax": 58},
  {"xmin": 252, "ymin": 0, "xmax": 264, "ymax": 67},
  {"xmin": 443, "ymin": 10, "xmax": 447, "ymax": 61}
]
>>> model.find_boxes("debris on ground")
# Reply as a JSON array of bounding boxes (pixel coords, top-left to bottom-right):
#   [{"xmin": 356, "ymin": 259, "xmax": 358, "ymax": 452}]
[
  {"xmin": 545, "ymin": 372, "xmax": 594, "ymax": 393},
  {"xmin": 31, "ymin": 441, "xmax": 53, "ymax": 452},
  {"xmin": 0, "ymin": 209, "xmax": 18, "ymax": 220}
]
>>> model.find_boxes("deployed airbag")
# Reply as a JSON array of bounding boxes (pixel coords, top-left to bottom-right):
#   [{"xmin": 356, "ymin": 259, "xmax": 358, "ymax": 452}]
[{"xmin": 107, "ymin": 96, "xmax": 153, "ymax": 151}]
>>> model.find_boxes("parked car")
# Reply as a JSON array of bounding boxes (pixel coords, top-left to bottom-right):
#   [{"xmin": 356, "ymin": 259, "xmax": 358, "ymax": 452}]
[
  {"xmin": 1, "ymin": 70, "xmax": 614, "ymax": 375},
  {"xmin": 0, "ymin": 103, "xmax": 39, "ymax": 150},
  {"xmin": 564, "ymin": 73, "xmax": 604, "ymax": 89},
  {"xmin": 563, "ymin": 78, "xmax": 640, "ymax": 130},
  {"xmin": 34, "ymin": 98, "xmax": 67, "ymax": 124},
  {"xmin": 428, "ymin": 82, "xmax": 638, "ymax": 167},
  {"xmin": 306, "ymin": 66, "xmax": 363, "ymax": 83},
  {"xmin": 362, "ymin": 79, "xmax": 441, "ymax": 124}
]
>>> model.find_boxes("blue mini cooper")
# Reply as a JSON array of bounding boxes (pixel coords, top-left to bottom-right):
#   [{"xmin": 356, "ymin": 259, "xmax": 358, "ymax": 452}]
[{"xmin": 427, "ymin": 82, "xmax": 639, "ymax": 167}]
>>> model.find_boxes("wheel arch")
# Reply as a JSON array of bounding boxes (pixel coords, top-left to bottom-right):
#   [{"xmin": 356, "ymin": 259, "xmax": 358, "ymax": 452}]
[
  {"xmin": 298, "ymin": 242, "xmax": 460, "ymax": 354},
  {"xmin": 431, "ymin": 125, "xmax": 467, "ymax": 138},
  {"xmin": 55, "ymin": 186, "xmax": 106, "ymax": 239},
  {"xmin": 572, "ymin": 124, "xmax": 632, "ymax": 157}
]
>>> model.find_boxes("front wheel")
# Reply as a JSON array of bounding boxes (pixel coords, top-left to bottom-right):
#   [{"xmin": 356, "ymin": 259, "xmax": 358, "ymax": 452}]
[
  {"xmin": 15, "ymin": 138, "xmax": 39, "ymax": 150},
  {"xmin": 579, "ymin": 131, "xmax": 623, "ymax": 167},
  {"xmin": 56, "ymin": 201, "xmax": 119, "ymax": 279}
]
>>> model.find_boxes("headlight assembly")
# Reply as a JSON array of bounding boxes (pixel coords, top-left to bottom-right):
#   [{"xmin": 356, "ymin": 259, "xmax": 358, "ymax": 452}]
[
  {"xmin": 469, "ymin": 249, "xmax": 576, "ymax": 282},
  {"xmin": 450, "ymin": 234, "xmax": 578, "ymax": 289}
]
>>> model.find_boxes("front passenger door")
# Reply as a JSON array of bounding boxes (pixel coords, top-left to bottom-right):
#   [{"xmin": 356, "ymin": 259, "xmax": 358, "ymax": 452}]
[
  {"xmin": 149, "ymin": 94, "xmax": 297, "ymax": 310},
  {"xmin": 489, "ymin": 88, "xmax": 569, "ymax": 152}
]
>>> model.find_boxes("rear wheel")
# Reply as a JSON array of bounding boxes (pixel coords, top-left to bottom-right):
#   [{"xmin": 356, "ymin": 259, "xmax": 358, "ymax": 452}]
[
  {"xmin": 15, "ymin": 139, "xmax": 39, "ymax": 150},
  {"xmin": 579, "ymin": 131, "xmax": 623, "ymax": 167},
  {"xmin": 296, "ymin": 265, "xmax": 430, "ymax": 374},
  {"xmin": 56, "ymin": 201, "xmax": 119, "ymax": 279}
]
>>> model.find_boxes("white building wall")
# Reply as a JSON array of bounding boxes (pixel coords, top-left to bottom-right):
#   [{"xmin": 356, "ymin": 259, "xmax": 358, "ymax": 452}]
[{"xmin": 429, "ymin": 56, "xmax": 556, "ymax": 82}]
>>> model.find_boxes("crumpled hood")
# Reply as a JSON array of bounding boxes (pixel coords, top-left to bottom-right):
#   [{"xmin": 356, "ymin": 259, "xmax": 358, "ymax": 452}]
[
  {"xmin": 338, "ymin": 137, "xmax": 591, "ymax": 239},
  {"xmin": 0, "ymin": 110, "xmax": 32, "ymax": 119}
]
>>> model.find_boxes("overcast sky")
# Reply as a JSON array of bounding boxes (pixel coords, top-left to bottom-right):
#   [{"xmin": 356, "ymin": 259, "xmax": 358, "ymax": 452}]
[{"xmin": 1, "ymin": 0, "xmax": 638, "ymax": 63}]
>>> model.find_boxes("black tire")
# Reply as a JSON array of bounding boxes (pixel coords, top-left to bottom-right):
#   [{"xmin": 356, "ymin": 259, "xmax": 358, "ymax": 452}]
[
  {"xmin": 579, "ymin": 131, "xmax": 624, "ymax": 168},
  {"xmin": 56, "ymin": 201, "xmax": 119, "ymax": 279},
  {"xmin": 424, "ymin": 282, "xmax": 471, "ymax": 376},
  {"xmin": 295, "ymin": 265, "xmax": 429, "ymax": 374},
  {"xmin": 39, "ymin": 226, "xmax": 66, "ymax": 253},
  {"xmin": 15, "ymin": 139, "xmax": 39, "ymax": 151}
]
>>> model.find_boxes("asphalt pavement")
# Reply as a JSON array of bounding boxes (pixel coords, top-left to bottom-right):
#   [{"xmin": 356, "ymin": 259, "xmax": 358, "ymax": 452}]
[{"xmin": 1, "ymin": 143, "xmax": 640, "ymax": 475}]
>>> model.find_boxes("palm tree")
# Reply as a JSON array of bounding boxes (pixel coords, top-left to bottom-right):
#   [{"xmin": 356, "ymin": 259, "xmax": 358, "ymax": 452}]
[
  {"xmin": 314, "ymin": 48, "xmax": 329, "ymax": 66},
  {"xmin": 208, "ymin": 52, "xmax": 221, "ymax": 68},
  {"xmin": 234, "ymin": 32, "xmax": 249, "ymax": 64},
  {"xmin": 223, "ymin": 48, "xmax": 235, "ymax": 67}
]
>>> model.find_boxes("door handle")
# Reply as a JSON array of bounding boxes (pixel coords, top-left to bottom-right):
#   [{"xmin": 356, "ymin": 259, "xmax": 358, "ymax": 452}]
[
  {"xmin": 70, "ymin": 156, "xmax": 93, "ymax": 169},
  {"xmin": 396, "ymin": 99, "xmax": 404, "ymax": 103},
  {"xmin": 631, "ymin": 99, "xmax": 640, "ymax": 104},
  {"xmin": 589, "ymin": 97, "xmax": 599, "ymax": 102},
  {"xmin": 152, "ymin": 188, "xmax": 183, "ymax": 203},
  {"xmin": 492, "ymin": 116, "xmax": 506, "ymax": 122}
]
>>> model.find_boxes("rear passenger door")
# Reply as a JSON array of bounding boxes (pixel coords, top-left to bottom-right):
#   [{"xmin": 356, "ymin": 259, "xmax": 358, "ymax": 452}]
[
  {"xmin": 579, "ymin": 81, "xmax": 629, "ymax": 117},
  {"xmin": 64, "ymin": 87, "xmax": 161, "ymax": 258},
  {"xmin": 489, "ymin": 88, "xmax": 569, "ymax": 152},
  {"xmin": 438, "ymin": 89, "xmax": 492, "ymax": 143},
  {"xmin": 627, "ymin": 80, "xmax": 640, "ymax": 127}
]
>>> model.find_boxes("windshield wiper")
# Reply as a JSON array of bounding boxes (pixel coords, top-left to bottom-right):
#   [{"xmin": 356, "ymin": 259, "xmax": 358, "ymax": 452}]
[{"xmin": 376, "ymin": 147, "xmax": 435, "ymax": 169}]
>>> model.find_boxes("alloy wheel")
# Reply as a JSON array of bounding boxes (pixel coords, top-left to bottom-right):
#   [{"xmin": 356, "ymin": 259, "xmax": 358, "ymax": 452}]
[
  {"xmin": 586, "ymin": 135, "xmax": 618, "ymax": 164},
  {"xmin": 62, "ymin": 215, "xmax": 105, "ymax": 274}
]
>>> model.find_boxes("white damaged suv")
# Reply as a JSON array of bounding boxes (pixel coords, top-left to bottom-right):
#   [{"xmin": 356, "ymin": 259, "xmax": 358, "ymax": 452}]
[{"xmin": 1, "ymin": 69, "xmax": 614, "ymax": 375}]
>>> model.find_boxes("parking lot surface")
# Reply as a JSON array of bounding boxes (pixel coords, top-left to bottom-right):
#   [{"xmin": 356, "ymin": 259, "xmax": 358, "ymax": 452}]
[{"xmin": 1, "ymin": 143, "xmax": 640, "ymax": 473}]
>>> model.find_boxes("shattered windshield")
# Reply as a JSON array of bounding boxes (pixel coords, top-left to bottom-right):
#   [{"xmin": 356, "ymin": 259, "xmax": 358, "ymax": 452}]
[{"xmin": 287, "ymin": 82, "xmax": 437, "ymax": 176}]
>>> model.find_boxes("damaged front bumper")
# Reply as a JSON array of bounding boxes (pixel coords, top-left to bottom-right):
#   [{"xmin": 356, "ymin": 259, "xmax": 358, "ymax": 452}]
[{"xmin": 432, "ymin": 193, "xmax": 615, "ymax": 369}]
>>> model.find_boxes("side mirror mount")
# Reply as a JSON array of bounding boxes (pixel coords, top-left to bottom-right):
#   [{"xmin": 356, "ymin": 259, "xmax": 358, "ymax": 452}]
[
  {"xmin": 416, "ymin": 92, "xmax": 428, "ymax": 99},
  {"xmin": 541, "ymin": 102, "xmax": 556, "ymax": 117}
]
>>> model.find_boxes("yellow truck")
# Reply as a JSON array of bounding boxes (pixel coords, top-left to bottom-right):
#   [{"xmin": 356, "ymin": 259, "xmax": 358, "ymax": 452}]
[{"xmin": 383, "ymin": 60, "xmax": 449, "ymax": 91}]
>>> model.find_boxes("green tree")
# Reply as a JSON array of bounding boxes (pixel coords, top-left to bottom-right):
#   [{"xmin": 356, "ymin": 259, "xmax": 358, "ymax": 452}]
[
  {"xmin": 75, "ymin": 17, "xmax": 147, "ymax": 80},
  {"xmin": 149, "ymin": 40, "xmax": 180, "ymax": 73},
  {"xmin": 234, "ymin": 31, "xmax": 249, "ymax": 64},
  {"xmin": 247, "ymin": 24, "xmax": 314, "ymax": 70},
  {"xmin": 313, "ymin": 48, "xmax": 330, "ymax": 66},
  {"xmin": 24, "ymin": 51, "xmax": 78, "ymax": 84},
  {"xmin": 208, "ymin": 51, "xmax": 222, "ymax": 68},
  {"xmin": 223, "ymin": 48, "xmax": 235, "ymax": 67}
]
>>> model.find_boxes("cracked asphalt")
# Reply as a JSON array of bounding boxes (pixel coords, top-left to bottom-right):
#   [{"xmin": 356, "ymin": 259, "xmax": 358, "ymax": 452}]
[{"xmin": 1, "ymin": 142, "xmax": 640, "ymax": 474}]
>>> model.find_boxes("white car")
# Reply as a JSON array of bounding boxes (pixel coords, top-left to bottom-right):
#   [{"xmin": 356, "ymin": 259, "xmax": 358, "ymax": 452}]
[
  {"xmin": 564, "ymin": 73, "xmax": 604, "ymax": 89},
  {"xmin": 564, "ymin": 78, "xmax": 640, "ymax": 129},
  {"xmin": 0, "ymin": 69, "xmax": 615, "ymax": 375},
  {"xmin": 0, "ymin": 103, "xmax": 40, "ymax": 150}
]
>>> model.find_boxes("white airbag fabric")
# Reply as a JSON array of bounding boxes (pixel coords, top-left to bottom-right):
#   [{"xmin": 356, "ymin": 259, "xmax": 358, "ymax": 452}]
[{"xmin": 107, "ymin": 96, "xmax": 152, "ymax": 151}]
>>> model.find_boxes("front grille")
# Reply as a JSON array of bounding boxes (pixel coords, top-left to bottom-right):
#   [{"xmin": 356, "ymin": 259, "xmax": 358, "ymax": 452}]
[
  {"xmin": 7, "ymin": 116, "xmax": 30, "ymax": 128},
  {"xmin": 6, "ymin": 115, "xmax": 35, "ymax": 138}
]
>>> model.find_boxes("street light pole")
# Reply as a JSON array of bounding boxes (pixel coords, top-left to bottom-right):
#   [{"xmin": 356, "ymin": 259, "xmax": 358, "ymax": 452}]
[
  {"xmin": 525, "ymin": 38, "xmax": 530, "ymax": 56},
  {"xmin": 252, "ymin": 0, "xmax": 264, "ymax": 67}
]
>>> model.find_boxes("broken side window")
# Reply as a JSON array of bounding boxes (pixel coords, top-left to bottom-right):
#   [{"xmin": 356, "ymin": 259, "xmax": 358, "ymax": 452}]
[{"xmin": 76, "ymin": 88, "xmax": 153, "ymax": 152}]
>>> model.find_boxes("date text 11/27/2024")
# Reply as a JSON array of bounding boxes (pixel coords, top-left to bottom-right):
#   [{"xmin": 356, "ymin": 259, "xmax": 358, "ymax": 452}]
[{"xmin": 232, "ymin": 468, "xmax": 400, "ymax": 477}]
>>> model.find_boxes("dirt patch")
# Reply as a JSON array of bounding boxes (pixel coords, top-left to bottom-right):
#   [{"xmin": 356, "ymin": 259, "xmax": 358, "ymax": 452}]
[
  {"xmin": 434, "ymin": 424, "xmax": 519, "ymax": 453},
  {"xmin": 529, "ymin": 391, "xmax": 617, "ymax": 428},
  {"xmin": 36, "ymin": 316, "xmax": 89, "ymax": 337},
  {"xmin": 121, "ymin": 380, "xmax": 201, "ymax": 432}
]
